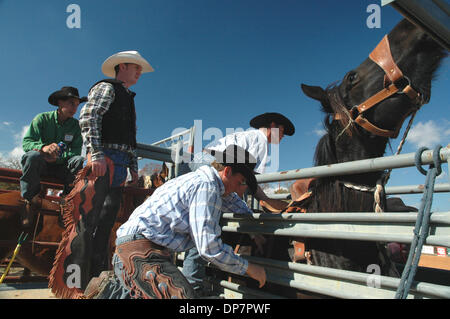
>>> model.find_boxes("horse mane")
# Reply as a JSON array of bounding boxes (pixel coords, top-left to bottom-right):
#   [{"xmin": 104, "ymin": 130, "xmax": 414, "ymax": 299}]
[
  {"xmin": 310, "ymin": 84, "xmax": 381, "ymax": 213},
  {"xmin": 313, "ymin": 84, "xmax": 359, "ymax": 167}
]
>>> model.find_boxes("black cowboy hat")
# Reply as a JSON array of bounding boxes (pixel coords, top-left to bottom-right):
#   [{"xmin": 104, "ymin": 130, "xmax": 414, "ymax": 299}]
[
  {"xmin": 204, "ymin": 145, "xmax": 258, "ymax": 195},
  {"xmin": 250, "ymin": 112, "xmax": 295, "ymax": 136},
  {"xmin": 48, "ymin": 87, "xmax": 88, "ymax": 106}
]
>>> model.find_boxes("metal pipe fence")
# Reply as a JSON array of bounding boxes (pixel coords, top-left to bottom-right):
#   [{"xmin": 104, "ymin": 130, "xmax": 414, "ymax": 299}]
[
  {"xmin": 214, "ymin": 145, "xmax": 450, "ymax": 299},
  {"xmin": 134, "ymin": 141, "xmax": 450, "ymax": 298}
]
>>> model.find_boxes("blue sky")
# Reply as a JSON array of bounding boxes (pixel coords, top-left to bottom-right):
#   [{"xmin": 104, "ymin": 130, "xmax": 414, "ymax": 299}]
[{"xmin": 0, "ymin": 0, "xmax": 448, "ymax": 210}]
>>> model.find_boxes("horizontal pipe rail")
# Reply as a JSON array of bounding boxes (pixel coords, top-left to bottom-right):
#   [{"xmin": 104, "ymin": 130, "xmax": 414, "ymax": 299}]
[
  {"xmin": 220, "ymin": 212, "xmax": 450, "ymax": 247},
  {"xmin": 204, "ymin": 255, "xmax": 450, "ymax": 299},
  {"xmin": 241, "ymin": 256, "xmax": 450, "ymax": 299},
  {"xmin": 267, "ymin": 183, "xmax": 450, "ymax": 200},
  {"xmin": 151, "ymin": 128, "xmax": 192, "ymax": 146},
  {"xmin": 385, "ymin": 183, "xmax": 450, "ymax": 194},
  {"xmin": 204, "ymin": 278, "xmax": 285, "ymax": 299},
  {"xmin": 256, "ymin": 146, "xmax": 450, "ymax": 183},
  {"xmin": 136, "ymin": 143, "xmax": 174, "ymax": 163}
]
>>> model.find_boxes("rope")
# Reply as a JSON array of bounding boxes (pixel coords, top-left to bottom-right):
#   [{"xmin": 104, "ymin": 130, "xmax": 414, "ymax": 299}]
[
  {"xmin": 373, "ymin": 111, "xmax": 417, "ymax": 213},
  {"xmin": 395, "ymin": 145, "xmax": 442, "ymax": 299}
]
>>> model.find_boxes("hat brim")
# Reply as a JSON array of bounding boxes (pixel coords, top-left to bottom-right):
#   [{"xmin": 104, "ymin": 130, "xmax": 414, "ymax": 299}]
[
  {"xmin": 102, "ymin": 53, "xmax": 154, "ymax": 78},
  {"xmin": 204, "ymin": 148, "xmax": 258, "ymax": 195},
  {"xmin": 48, "ymin": 92, "xmax": 88, "ymax": 106},
  {"xmin": 250, "ymin": 112, "xmax": 295, "ymax": 136},
  {"xmin": 230, "ymin": 165, "xmax": 258, "ymax": 195}
]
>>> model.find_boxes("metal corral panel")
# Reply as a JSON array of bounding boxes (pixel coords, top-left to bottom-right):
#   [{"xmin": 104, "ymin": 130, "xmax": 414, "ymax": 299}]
[
  {"xmin": 221, "ymin": 212, "xmax": 450, "ymax": 247},
  {"xmin": 382, "ymin": 0, "xmax": 450, "ymax": 51}
]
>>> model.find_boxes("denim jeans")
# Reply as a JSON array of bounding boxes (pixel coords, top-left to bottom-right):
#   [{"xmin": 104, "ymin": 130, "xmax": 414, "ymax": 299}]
[
  {"xmin": 96, "ymin": 234, "xmax": 148, "ymax": 299},
  {"xmin": 20, "ymin": 151, "xmax": 84, "ymax": 200}
]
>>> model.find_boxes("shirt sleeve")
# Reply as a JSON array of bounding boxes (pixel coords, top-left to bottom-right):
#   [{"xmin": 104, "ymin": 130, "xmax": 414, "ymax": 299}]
[
  {"xmin": 189, "ymin": 182, "xmax": 248, "ymax": 275},
  {"xmin": 22, "ymin": 114, "xmax": 45, "ymax": 152},
  {"xmin": 79, "ymin": 82, "xmax": 115, "ymax": 162},
  {"xmin": 221, "ymin": 192, "xmax": 253, "ymax": 215},
  {"xmin": 248, "ymin": 134, "xmax": 268, "ymax": 174}
]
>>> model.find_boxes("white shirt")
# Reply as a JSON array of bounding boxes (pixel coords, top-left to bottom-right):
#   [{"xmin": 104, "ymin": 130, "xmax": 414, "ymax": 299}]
[{"xmin": 205, "ymin": 129, "xmax": 269, "ymax": 174}]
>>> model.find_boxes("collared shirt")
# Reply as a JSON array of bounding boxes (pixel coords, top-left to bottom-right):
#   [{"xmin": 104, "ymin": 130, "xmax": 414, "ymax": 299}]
[
  {"xmin": 79, "ymin": 81, "xmax": 138, "ymax": 172},
  {"xmin": 117, "ymin": 165, "xmax": 253, "ymax": 275},
  {"xmin": 204, "ymin": 129, "xmax": 269, "ymax": 173},
  {"xmin": 22, "ymin": 110, "xmax": 82, "ymax": 164}
]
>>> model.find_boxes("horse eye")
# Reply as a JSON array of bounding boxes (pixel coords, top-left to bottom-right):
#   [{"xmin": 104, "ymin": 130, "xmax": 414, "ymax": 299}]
[
  {"xmin": 348, "ymin": 72, "xmax": 358, "ymax": 83},
  {"xmin": 345, "ymin": 71, "xmax": 359, "ymax": 89}
]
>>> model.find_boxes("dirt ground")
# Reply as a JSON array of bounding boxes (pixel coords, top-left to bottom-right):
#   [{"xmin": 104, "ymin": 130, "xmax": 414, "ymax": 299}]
[
  {"xmin": 0, "ymin": 284, "xmax": 56, "ymax": 299},
  {"xmin": 0, "ymin": 267, "xmax": 56, "ymax": 299}
]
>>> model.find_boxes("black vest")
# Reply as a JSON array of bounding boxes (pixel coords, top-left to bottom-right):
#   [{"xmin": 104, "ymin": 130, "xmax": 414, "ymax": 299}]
[{"xmin": 90, "ymin": 79, "xmax": 137, "ymax": 148}]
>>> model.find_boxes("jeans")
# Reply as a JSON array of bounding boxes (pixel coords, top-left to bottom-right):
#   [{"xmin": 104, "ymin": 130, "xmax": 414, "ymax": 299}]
[
  {"xmin": 180, "ymin": 151, "xmax": 216, "ymax": 292},
  {"xmin": 20, "ymin": 151, "xmax": 84, "ymax": 200},
  {"xmin": 182, "ymin": 246, "xmax": 208, "ymax": 291},
  {"xmin": 94, "ymin": 234, "xmax": 147, "ymax": 299}
]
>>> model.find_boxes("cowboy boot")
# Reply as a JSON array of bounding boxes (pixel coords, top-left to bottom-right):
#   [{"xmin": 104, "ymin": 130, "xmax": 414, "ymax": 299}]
[
  {"xmin": 19, "ymin": 199, "xmax": 34, "ymax": 230},
  {"xmin": 19, "ymin": 195, "xmax": 41, "ymax": 230},
  {"xmin": 83, "ymin": 270, "xmax": 115, "ymax": 299}
]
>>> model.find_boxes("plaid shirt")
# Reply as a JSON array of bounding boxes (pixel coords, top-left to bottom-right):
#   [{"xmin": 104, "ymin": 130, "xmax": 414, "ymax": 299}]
[
  {"xmin": 79, "ymin": 82, "xmax": 138, "ymax": 172},
  {"xmin": 116, "ymin": 165, "xmax": 252, "ymax": 276}
]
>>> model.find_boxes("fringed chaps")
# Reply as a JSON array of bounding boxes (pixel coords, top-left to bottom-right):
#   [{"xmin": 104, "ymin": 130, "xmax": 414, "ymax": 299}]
[
  {"xmin": 48, "ymin": 157, "xmax": 118, "ymax": 299},
  {"xmin": 115, "ymin": 239, "xmax": 195, "ymax": 299}
]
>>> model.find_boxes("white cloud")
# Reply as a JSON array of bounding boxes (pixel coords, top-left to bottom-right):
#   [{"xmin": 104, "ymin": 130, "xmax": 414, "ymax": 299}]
[
  {"xmin": 312, "ymin": 122, "xmax": 326, "ymax": 137},
  {"xmin": 314, "ymin": 128, "xmax": 327, "ymax": 137},
  {"xmin": 9, "ymin": 146, "xmax": 24, "ymax": 159},
  {"xmin": 15, "ymin": 126, "xmax": 29, "ymax": 143},
  {"xmin": 407, "ymin": 120, "xmax": 450, "ymax": 149},
  {"xmin": 261, "ymin": 185, "xmax": 290, "ymax": 195},
  {"xmin": 0, "ymin": 126, "xmax": 28, "ymax": 162},
  {"xmin": 2, "ymin": 121, "xmax": 12, "ymax": 126}
]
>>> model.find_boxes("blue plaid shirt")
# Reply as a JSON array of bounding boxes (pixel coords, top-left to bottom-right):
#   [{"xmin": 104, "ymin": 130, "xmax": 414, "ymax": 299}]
[{"xmin": 116, "ymin": 165, "xmax": 252, "ymax": 275}]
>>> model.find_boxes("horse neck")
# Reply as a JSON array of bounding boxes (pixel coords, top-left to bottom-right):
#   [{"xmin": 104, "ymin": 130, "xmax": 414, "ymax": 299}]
[{"xmin": 311, "ymin": 127, "xmax": 389, "ymax": 212}]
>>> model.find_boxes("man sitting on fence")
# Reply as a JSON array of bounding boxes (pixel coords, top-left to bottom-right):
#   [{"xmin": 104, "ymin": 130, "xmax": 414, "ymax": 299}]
[{"xmin": 19, "ymin": 86, "xmax": 86, "ymax": 229}]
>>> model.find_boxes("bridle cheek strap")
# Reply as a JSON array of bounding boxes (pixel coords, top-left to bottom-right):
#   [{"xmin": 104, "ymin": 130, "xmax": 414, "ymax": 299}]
[{"xmin": 348, "ymin": 35, "xmax": 422, "ymax": 138}]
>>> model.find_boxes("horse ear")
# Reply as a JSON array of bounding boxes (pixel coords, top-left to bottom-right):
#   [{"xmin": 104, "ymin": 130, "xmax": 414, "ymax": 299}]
[
  {"xmin": 301, "ymin": 84, "xmax": 326, "ymax": 101},
  {"xmin": 301, "ymin": 84, "xmax": 331, "ymax": 113}
]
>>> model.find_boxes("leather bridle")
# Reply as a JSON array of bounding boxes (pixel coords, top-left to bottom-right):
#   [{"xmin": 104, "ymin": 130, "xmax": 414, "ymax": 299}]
[{"xmin": 336, "ymin": 35, "xmax": 425, "ymax": 138}]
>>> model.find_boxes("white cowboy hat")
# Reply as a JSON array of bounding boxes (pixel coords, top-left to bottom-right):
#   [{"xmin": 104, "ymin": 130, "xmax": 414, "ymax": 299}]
[{"xmin": 101, "ymin": 50, "xmax": 154, "ymax": 77}]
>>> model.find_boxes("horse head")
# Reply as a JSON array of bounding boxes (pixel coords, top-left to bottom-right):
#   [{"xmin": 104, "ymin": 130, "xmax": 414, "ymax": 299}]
[{"xmin": 301, "ymin": 19, "xmax": 447, "ymax": 167}]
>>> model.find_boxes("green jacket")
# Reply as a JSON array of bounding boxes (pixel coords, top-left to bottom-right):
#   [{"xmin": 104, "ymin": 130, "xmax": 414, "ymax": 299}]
[{"xmin": 22, "ymin": 110, "xmax": 83, "ymax": 165}]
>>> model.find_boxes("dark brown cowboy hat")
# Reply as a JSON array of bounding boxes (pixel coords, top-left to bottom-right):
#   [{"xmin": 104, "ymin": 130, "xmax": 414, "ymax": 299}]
[
  {"xmin": 250, "ymin": 112, "xmax": 295, "ymax": 136},
  {"xmin": 48, "ymin": 87, "xmax": 88, "ymax": 106},
  {"xmin": 204, "ymin": 145, "xmax": 258, "ymax": 195}
]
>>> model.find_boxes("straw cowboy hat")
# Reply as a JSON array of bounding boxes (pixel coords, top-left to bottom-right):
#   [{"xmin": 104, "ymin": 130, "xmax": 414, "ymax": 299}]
[
  {"xmin": 101, "ymin": 50, "xmax": 154, "ymax": 78},
  {"xmin": 250, "ymin": 112, "xmax": 295, "ymax": 136},
  {"xmin": 204, "ymin": 145, "xmax": 258, "ymax": 195},
  {"xmin": 48, "ymin": 87, "xmax": 87, "ymax": 106}
]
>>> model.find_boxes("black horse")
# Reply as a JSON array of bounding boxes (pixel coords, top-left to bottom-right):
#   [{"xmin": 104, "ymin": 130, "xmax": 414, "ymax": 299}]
[
  {"xmin": 294, "ymin": 19, "xmax": 447, "ymax": 275},
  {"xmin": 225, "ymin": 19, "xmax": 448, "ymax": 298}
]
